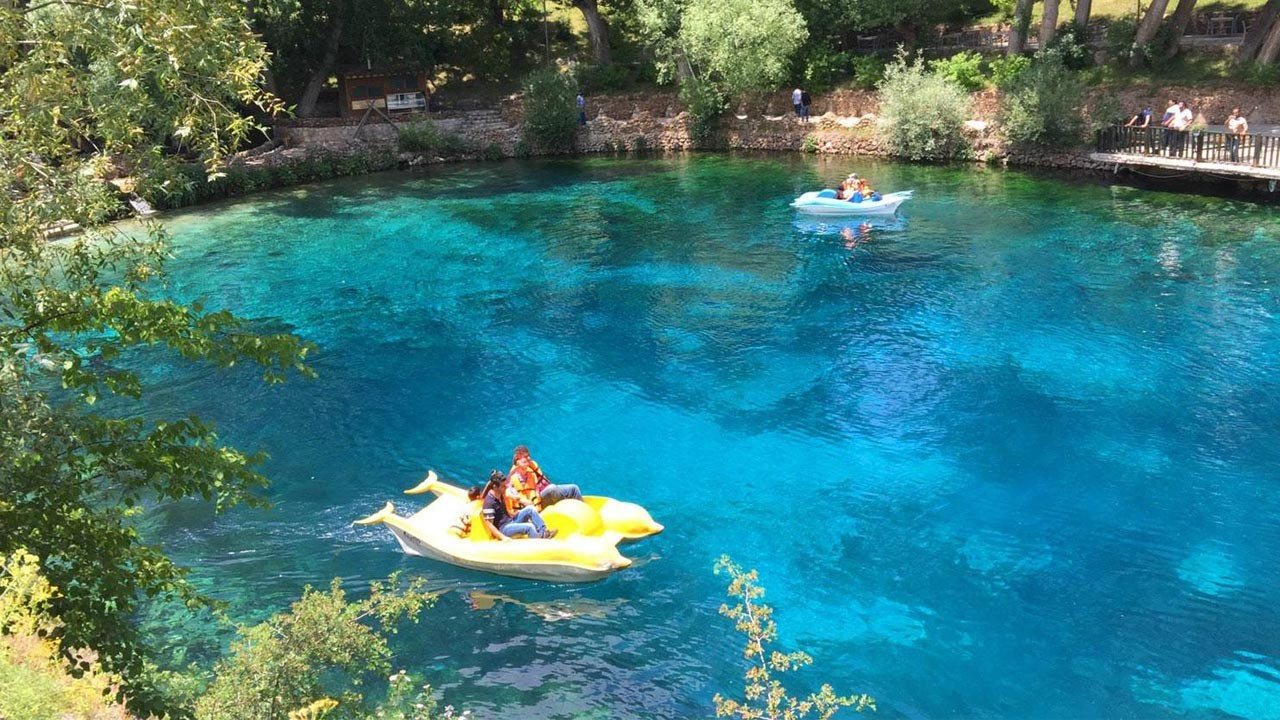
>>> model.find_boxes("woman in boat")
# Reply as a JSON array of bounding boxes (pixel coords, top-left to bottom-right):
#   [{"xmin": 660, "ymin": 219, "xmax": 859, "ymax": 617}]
[{"xmin": 482, "ymin": 471, "xmax": 557, "ymax": 540}]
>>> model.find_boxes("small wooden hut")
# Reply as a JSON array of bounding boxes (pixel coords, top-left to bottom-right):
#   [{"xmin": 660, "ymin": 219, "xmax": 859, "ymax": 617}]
[{"xmin": 336, "ymin": 68, "xmax": 429, "ymax": 117}]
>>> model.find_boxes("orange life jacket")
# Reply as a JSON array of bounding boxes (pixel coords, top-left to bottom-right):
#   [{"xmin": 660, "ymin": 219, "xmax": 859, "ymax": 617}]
[{"xmin": 507, "ymin": 458, "xmax": 549, "ymax": 505}]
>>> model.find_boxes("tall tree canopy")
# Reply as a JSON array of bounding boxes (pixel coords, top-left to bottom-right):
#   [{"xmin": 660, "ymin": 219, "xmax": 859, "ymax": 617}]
[{"xmin": 0, "ymin": 0, "xmax": 311, "ymax": 713}]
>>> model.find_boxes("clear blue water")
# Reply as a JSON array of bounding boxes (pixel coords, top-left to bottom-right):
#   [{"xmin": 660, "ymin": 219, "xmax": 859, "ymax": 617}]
[{"xmin": 138, "ymin": 155, "xmax": 1280, "ymax": 719}]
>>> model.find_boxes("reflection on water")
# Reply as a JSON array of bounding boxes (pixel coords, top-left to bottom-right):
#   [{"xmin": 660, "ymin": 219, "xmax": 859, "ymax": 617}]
[{"xmin": 137, "ymin": 155, "xmax": 1280, "ymax": 720}]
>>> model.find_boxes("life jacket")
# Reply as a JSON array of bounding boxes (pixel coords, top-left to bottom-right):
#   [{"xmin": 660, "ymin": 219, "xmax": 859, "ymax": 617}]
[
  {"xmin": 501, "ymin": 482, "xmax": 525, "ymax": 516},
  {"xmin": 454, "ymin": 499, "xmax": 486, "ymax": 541},
  {"xmin": 508, "ymin": 458, "xmax": 549, "ymax": 504}
]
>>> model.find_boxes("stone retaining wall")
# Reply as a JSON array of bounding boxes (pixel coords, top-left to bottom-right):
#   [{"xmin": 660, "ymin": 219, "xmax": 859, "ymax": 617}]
[{"xmin": 271, "ymin": 82, "xmax": 1269, "ymax": 177}]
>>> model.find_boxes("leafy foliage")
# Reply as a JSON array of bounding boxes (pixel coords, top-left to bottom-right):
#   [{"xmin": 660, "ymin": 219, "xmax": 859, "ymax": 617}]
[
  {"xmin": 877, "ymin": 51, "xmax": 972, "ymax": 161},
  {"xmin": 0, "ymin": 0, "xmax": 313, "ymax": 714},
  {"xmin": 712, "ymin": 556, "xmax": 876, "ymax": 720},
  {"xmin": 799, "ymin": 47, "xmax": 852, "ymax": 94},
  {"xmin": 680, "ymin": 0, "xmax": 808, "ymax": 97},
  {"xmin": 999, "ymin": 49, "xmax": 1087, "ymax": 147},
  {"xmin": 0, "ymin": 551, "xmax": 129, "ymax": 720},
  {"xmin": 680, "ymin": 78, "xmax": 729, "ymax": 144},
  {"xmin": 398, "ymin": 121, "xmax": 477, "ymax": 156},
  {"xmin": 195, "ymin": 575, "xmax": 437, "ymax": 720},
  {"xmin": 929, "ymin": 51, "xmax": 987, "ymax": 92},
  {"xmin": 849, "ymin": 55, "xmax": 887, "ymax": 90},
  {"xmin": 987, "ymin": 54, "xmax": 1031, "ymax": 89},
  {"xmin": 522, "ymin": 67, "xmax": 580, "ymax": 151}
]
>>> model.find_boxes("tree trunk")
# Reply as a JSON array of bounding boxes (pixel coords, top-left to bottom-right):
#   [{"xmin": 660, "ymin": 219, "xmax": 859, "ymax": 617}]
[
  {"xmin": 1075, "ymin": 0, "xmax": 1093, "ymax": 28},
  {"xmin": 1130, "ymin": 0, "xmax": 1171, "ymax": 67},
  {"xmin": 1238, "ymin": 0, "xmax": 1280, "ymax": 63},
  {"xmin": 1008, "ymin": 0, "xmax": 1034, "ymax": 55},
  {"xmin": 1041, "ymin": 0, "xmax": 1061, "ymax": 47},
  {"xmin": 1162, "ymin": 0, "xmax": 1199, "ymax": 59},
  {"xmin": 1257, "ymin": 15, "xmax": 1280, "ymax": 63},
  {"xmin": 572, "ymin": 0, "xmax": 611, "ymax": 64},
  {"xmin": 297, "ymin": 5, "xmax": 344, "ymax": 118}
]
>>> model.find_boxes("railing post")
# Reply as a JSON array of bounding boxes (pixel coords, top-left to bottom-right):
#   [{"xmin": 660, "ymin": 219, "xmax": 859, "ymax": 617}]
[
  {"xmin": 1194, "ymin": 132, "xmax": 1204, "ymax": 162},
  {"xmin": 1254, "ymin": 135, "xmax": 1264, "ymax": 167}
]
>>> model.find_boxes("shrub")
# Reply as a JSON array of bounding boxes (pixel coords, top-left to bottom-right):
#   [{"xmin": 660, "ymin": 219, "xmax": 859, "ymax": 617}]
[
  {"xmin": 195, "ymin": 575, "xmax": 436, "ymax": 720},
  {"xmin": 850, "ymin": 54, "xmax": 886, "ymax": 90},
  {"xmin": 398, "ymin": 120, "xmax": 474, "ymax": 156},
  {"xmin": 801, "ymin": 134, "xmax": 818, "ymax": 153},
  {"xmin": 987, "ymin": 54, "xmax": 1031, "ymax": 89},
  {"xmin": 1047, "ymin": 21, "xmax": 1092, "ymax": 70},
  {"xmin": 679, "ymin": 78, "xmax": 727, "ymax": 145},
  {"xmin": 480, "ymin": 143, "xmax": 506, "ymax": 161},
  {"xmin": 1243, "ymin": 61, "xmax": 1280, "ymax": 87},
  {"xmin": 521, "ymin": 67, "xmax": 579, "ymax": 151},
  {"xmin": 877, "ymin": 51, "xmax": 971, "ymax": 161},
  {"xmin": 0, "ymin": 551, "xmax": 128, "ymax": 720},
  {"xmin": 1105, "ymin": 18, "xmax": 1138, "ymax": 63},
  {"xmin": 712, "ymin": 556, "xmax": 876, "ymax": 720},
  {"xmin": 929, "ymin": 51, "xmax": 986, "ymax": 92},
  {"xmin": 800, "ymin": 46, "xmax": 851, "ymax": 93},
  {"xmin": 575, "ymin": 62, "xmax": 636, "ymax": 93},
  {"xmin": 999, "ymin": 49, "xmax": 1086, "ymax": 148}
]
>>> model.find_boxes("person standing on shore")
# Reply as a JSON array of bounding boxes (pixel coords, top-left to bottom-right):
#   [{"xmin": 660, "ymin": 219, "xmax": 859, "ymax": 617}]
[
  {"xmin": 577, "ymin": 92, "xmax": 587, "ymax": 125},
  {"xmin": 1227, "ymin": 107, "xmax": 1248, "ymax": 162},
  {"xmin": 792, "ymin": 87, "xmax": 803, "ymax": 120},
  {"xmin": 800, "ymin": 89, "xmax": 812, "ymax": 123}
]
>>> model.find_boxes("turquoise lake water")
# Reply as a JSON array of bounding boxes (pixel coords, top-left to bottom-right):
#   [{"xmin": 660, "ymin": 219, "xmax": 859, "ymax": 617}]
[{"xmin": 140, "ymin": 155, "xmax": 1280, "ymax": 719}]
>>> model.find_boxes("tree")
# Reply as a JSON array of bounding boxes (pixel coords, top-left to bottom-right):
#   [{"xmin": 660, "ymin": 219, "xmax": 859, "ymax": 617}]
[
  {"xmin": 0, "ymin": 0, "xmax": 311, "ymax": 713},
  {"xmin": 1130, "ymin": 0, "xmax": 1171, "ymax": 66},
  {"xmin": 1237, "ymin": 0, "xmax": 1280, "ymax": 64},
  {"xmin": 195, "ymin": 575, "xmax": 437, "ymax": 720},
  {"xmin": 1161, "ymin": 0, "xmax": 1198, "ymax": 59},
  {"xmin": 1008, "ymin": 0, "xmax": 1034, "ymax": 55},
  {"xmin": 1074, "ymin": 0, "xmax": 1092, "ymax": 27},
  {"xmin": 1040, "ymin": 0, "xmax": 1061, "ymax": 47},
  {"xmin": 678, "ymin": 0, "xmax": 808, "ymax": 97},
  {"xmin": 573, "ymin": 0, "xmax": 612, "ymax": 64},
  {"xmin": 712, "ymin": 556, "xmax": 876, "ymax": 720}
]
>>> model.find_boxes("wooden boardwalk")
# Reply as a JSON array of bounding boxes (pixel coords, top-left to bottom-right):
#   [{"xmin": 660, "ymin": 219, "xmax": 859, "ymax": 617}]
[{"xmin": 1089, "ymin": 152, "xmax": 1280, "ymax": 183}]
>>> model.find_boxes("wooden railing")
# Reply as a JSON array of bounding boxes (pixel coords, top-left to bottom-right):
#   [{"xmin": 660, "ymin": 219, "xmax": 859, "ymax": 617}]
[{"xmin": 1095, "ymin": 125, "xmax": 1280, "ymax": 169}]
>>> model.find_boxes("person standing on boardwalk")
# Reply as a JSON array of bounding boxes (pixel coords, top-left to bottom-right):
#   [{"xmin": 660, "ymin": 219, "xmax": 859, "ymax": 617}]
[
  {"xmin": 800, "ymin": 89, "xmax": 812, "ymax": 123},
  {"xmin": 792, "ymin": 87, "xmax": 803, "ymax": 120},
  {"xmin": 577, "ymin": 92, "xmax": 587, "ymax": 125},
  {"xmin": 1227, "ymin": 107, "xmax": 1248, "ymax": 162}
]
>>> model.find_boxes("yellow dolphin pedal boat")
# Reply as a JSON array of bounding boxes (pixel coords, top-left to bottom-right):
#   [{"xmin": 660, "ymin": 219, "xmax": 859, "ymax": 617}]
[{"xmin": 355, "ymin": 471, "xmax": 663, "ymax": 582}]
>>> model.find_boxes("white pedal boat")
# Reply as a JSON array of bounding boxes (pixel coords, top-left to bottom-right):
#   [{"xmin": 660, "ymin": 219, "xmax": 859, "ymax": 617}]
[{"xmin": 791, "ymin": 189, "xmax": 912, "ymax": 216}]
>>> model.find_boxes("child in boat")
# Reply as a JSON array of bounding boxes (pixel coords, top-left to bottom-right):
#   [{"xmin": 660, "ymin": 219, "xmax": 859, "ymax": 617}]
[{"xmin": 508, "ymin": 445, "xmax": 582, "ymax": 509}]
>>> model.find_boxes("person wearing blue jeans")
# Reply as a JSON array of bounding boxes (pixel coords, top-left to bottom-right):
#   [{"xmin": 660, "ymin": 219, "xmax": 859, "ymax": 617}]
[
  {"xmin": 480, "ymin": 471, "xmax": 557, "ymax": 540},
  {"xmin": 509, "ymin": 445, "xmax": 583, "ymax": 509}
]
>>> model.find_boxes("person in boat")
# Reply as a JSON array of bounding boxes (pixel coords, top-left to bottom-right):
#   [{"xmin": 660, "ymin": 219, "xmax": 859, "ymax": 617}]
[
  {"xmin": 481, "ymin": 470, "xmax": 557, "ymax": 540},
  {"xmin": 836, "ymin": 173, "xmax": 857, "ymax": 200},
  {"xmin": 507, "ymin": 445, "xmax": 582, "ymax": 509},
  {"xmin": 854, "ymin": 176, "xmax": 881, "ymax": 201}
]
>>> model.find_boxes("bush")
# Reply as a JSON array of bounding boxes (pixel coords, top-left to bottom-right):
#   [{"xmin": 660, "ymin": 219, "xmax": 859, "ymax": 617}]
[
  {"xmin": 877, "ymin": 51, "xmax": 971, "ymax": 161},
  {"xmin": 850, "ymin": 54, "xmax": 886, "ymax": 90},
  {"xmin": 800, "ymin": 46, "xmax": 851, "ymax": 93},
  {"xmin": 929, "ymin": 51, "xmax": 986, "ymax": 92},
  {"xmin": 521, "ymin": 67, "xmax": 579, "ymax": 151},
  {"xmin": 987, "ymin": 54, "xmax": 1031, "ymax": 89},
  {"xmin": 575, "ymin": 62, "xmax": 636, "ymax": 93},
  {"xmin": 680, "ymin": 78, "xmax": 727, "ymax": 145},
  {"xmin": 480, "ymin": 143, "xmax": 506, "ymax": 161},
  {"xmin": 1243, "ymin": 61, "xmax": 1280, "ymax": 87},
  {"xmin": 802, "ymin": 134, "xmax": 818, "ymax": 153},
  {"xmin": 398, "ymin": 120, "xmax": 475, "ymax": 156},
  {"xmin": 1047, "ymin": 21, "xmax": 1092, "ymax": 70},
  {"xmin": 999, "ymin": 49, "xmax": 1086, "ymax": 148},
  {"xmin": 1105, "ymin": 18, "xmax": 1138, "ymax": 63}
]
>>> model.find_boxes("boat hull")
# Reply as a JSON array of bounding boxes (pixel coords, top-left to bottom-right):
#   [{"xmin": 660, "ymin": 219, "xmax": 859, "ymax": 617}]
[{"xmin": 791, "ymin": 190, "xmax": 912, "ymax": 216}]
